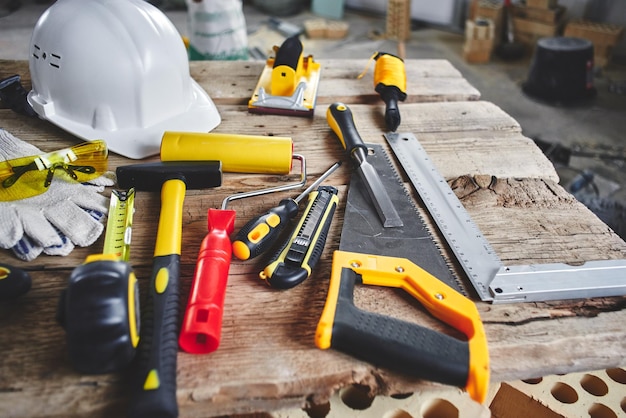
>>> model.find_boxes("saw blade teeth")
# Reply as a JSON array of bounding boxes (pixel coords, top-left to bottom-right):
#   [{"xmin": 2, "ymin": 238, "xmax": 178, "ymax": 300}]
[
  {"xmin": 379, "ymin": 142, "xmax": 469, "ymax": 296},
  {"xmin": 340, "ymin": 143, "xmax": 463, "ymax": 294},
  {"xmin": 384, "ymin": 132, "xmax": 502, "ymax": 302}
]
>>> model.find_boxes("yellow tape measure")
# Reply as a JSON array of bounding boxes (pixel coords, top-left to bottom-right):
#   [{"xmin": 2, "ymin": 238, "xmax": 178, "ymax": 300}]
[
  {"xmin": 58, "ymin": 187, "xmax": 140, "ymax": 374},
  {"xmin": 102, "ymin": 188, "xmax": 135, "ymax": 261}
]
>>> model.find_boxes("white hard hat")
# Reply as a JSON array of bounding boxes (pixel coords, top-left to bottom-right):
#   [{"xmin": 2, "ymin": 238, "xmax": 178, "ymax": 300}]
[{"xmin": 27, "ymin": 0, "xmax": 221, "ymax": 159}]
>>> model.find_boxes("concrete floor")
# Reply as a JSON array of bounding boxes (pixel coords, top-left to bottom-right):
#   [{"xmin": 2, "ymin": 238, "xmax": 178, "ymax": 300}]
[{"xmin": 1, "ymin": 1, "xmax": 625, "ymax": 237}]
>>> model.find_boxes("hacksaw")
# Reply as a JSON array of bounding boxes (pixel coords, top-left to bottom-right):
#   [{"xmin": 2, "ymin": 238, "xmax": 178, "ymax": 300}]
[{"xmin": 385, "ymin": 132, "xmax": 626, "ymax": 303}]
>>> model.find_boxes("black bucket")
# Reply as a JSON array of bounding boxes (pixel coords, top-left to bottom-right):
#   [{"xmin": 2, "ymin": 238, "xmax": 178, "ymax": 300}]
[{"xmin": 522, "ymin": 37, "xmax": 596, "ymax": 104}]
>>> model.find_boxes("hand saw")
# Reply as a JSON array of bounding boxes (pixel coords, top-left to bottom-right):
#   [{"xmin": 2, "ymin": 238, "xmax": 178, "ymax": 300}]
[{"xmin": 315, "ymin": 144, "xmax": 489, "ymax": 403}]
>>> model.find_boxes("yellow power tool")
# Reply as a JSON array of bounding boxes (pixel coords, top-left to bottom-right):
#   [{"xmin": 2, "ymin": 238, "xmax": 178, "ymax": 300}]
[{"xmin": 248, "ymin": 35, "xmax": 321, "ymax": 117}]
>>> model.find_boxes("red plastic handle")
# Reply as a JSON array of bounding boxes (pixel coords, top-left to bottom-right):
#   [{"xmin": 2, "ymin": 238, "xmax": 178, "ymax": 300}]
[{"xmin": 179, "ymin": 208, "xmax": 236, "ymax": 354}]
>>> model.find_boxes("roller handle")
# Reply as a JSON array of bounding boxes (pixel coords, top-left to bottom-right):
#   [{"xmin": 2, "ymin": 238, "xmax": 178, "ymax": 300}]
[
  {"xmin": 232, "ymin": 198, "xmax": 299, "ymax": 261},
  {"xmin": 127, "ymin": 254, "xmax": 180, "ymax": 418},
  {"xmin": 179, "ymin": 208, "xmax": 236, "ymax": 354},
  {"xmin": 325, "ymin": 267, "xmax": 470, "ymax": 388}
]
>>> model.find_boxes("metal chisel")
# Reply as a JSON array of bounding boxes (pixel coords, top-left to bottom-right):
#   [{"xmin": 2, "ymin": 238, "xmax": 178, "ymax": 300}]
[{"xmin": 327, "ymin": 102, "xmax": 403, "ymax": 228}]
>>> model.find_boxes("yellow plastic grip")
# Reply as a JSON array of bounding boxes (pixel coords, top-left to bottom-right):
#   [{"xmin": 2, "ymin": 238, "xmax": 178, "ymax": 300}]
[
  {"xmin": 316, "ymin": 250, "xmax": 490, "ymax": 404},
  {"xmin": 374, "ymin": 53, "xmax": 407, "ymax": 93},
  {"xmin": 154, "ymin": 179, "xmax": 186, "ymax": 257},
  {"xmin": 160, "ymin": 132, "xmax": 293, "ymax": 174}
]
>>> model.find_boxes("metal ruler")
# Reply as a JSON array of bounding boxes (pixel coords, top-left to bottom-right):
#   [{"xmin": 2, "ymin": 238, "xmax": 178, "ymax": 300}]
[
  {"xmin": 102, "ymin": 188, "xmax": 135, "ymax": 261},
  {"xmin": 385, "ymin": 132, "xmax": 626, "ymax": 303}
]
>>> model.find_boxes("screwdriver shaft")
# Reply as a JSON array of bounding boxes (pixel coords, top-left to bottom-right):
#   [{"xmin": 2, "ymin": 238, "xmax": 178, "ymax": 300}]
[{"xmin": 294, "ymin": 161, "xmax": 342, "ymax": 204}]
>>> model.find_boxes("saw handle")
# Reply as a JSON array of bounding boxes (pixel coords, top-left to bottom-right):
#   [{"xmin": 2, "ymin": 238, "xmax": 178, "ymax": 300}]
[
  {"xmin": 179, "ymin": 208, "xmax": 236, "ymax": 354},
  {"xmin": 316, "ymin": 250, "xmax": 490, "ymax": 404},
  {"xmin": 232, "ymin": 198, "xmax": 299, "ymax": 261}
]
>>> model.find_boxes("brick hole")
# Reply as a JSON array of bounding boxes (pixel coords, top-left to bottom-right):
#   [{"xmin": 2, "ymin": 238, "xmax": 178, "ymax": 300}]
[
  {"xmin": 580, "ymin": 374, "xmax": 609, "ymax": 396},
  {"xmin": 383, "ymin": 408, "xmax": 413, "ymax": 418},
  {"xmin": 588, "ymin": 403, "xmax": 618, "ymax": 418},
  {"xmin": 340, "ymin": 384, "xmax": 374, "ymax": 410},
  {"xmin": 390, "ymin": 392, "xmax": 413, "ymax": 400},
  {"xmin": 551, "ymin": 382, "xmax": 579, "ymax": 404},
  {"xmin": 606, "ymin": 368, "xmax": 626, "ymax": 384},
  {"xmin": 303, "ymin": 401, "xmax": 330, "ymax": 418},
  {"xmin": 421, "ymin": 398, "xmax": 459, "ymax": 418},
  {"xmin": 621, "ymin": 396, "xmax": 626, "ymax": 414},
  {"xmin": 521, "ymin": 377, "xmax": 543, "ymax": 384}
]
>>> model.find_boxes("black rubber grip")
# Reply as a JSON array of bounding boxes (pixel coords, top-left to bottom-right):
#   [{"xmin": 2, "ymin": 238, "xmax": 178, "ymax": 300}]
[
  {"xmin": 273, "ymin": 35, "xmax": 302, "ymax": 70},
  {"xmin": 0, "ymin": 263, "xmax": 31, "ymax": 301},
  {"xmin": 327, "ymin": 102, "xmax": 367, "ymax": 155},
  {"xmin": 116, "ymin": 161, "xmax": 222, "ymax": 192},
  {"xmin": 331, "ymin": 267, "xmax": 470, "ymax": 387},
  {"xmin": 59, "ymin": 260, "xmax": 137, "ymax": 374},
  {"xmin": 234, "ymin": 198, "xmax": 299, "ymax": 260},
  {"xmin": 128, "ymin": 254, "xmax": 180, "ymax": 418}
]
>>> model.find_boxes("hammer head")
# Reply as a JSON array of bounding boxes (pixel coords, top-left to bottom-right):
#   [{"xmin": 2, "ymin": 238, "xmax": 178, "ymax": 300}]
[{"xmin": 116, "ymin": 161, "xmax": 222, "ymax": 191}]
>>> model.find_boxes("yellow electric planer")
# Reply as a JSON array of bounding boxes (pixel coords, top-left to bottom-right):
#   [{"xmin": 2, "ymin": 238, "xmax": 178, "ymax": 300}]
[{"xmin": 248, "ymin": 35, "xmax": 321, "ymax": 117}]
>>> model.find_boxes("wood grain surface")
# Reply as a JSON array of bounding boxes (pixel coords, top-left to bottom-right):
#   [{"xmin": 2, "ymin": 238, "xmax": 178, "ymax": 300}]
[{"xmin": 0, "ymin": 59, "xmax": 624, "ymax": 417}]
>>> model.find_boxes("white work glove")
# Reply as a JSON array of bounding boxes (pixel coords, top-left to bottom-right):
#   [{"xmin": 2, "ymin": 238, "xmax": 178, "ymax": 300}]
[{"xmin": 0, "ymin": 129, "xmax": 115, "ymax": 261}]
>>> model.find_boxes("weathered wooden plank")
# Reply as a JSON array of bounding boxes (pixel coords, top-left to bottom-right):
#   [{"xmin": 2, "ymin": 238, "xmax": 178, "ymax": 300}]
[
  {"xmin": 1, "ymin": 59, "xmax": 625, "ymax": 418},
  {"xmin": 198, "ymin": 58, "xmax": 481, "ymax": 104},
  {"xmin": 0, "ymin": 59, "xmax": 480, "ymax": 109},
  {"xmin": 0, "ymin": 97, "xmax": 554, "ymax": 183},
  {"xmin": 2, "ymin": 165, "xmax": 625, "ymax": 416},
  {"xmin": 456, "ymin": 177, "xmax": 626, "ymax": 265}
]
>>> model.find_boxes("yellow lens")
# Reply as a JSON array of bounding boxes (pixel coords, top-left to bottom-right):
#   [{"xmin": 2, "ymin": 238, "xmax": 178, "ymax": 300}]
[{"xmin": 0, "ymin": 140, "xmax": 108, "ymax": 201}]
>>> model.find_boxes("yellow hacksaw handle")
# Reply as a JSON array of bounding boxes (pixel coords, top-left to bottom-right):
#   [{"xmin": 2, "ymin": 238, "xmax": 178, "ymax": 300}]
[{"xmin": 315, "ymin": 250, "xmax": 490, "ymax": 404}]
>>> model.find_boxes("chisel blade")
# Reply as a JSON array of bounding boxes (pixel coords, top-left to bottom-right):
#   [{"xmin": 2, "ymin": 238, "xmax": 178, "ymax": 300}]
[{"xmin": 357, "ymin": 160, "xmax": 404, "ymax": 228}]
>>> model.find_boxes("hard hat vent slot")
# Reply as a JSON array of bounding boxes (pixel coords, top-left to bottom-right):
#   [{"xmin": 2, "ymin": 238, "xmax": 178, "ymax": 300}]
[
  {"xmin": 32, "ymin": 44, "xmax": 41, "ymax": 60},
  {"xmin": 32, "ymin": 44, "xmax": 61, "ymax": 69}
]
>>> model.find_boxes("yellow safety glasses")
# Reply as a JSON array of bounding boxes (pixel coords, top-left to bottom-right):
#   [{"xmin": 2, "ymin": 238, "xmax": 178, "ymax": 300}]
[{"xmin": 0, "ymin": 140, "xmax": 108, "ymax": 201}]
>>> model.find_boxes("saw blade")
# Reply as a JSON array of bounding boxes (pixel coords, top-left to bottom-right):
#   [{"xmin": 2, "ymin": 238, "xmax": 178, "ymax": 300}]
[
  {"xmin": 339, "ymin": 143, "xmax": 463, "ymax": 293},
  {"xmin": 384, "ymin": 132, "xmax": 501, "ymax": 301}
]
